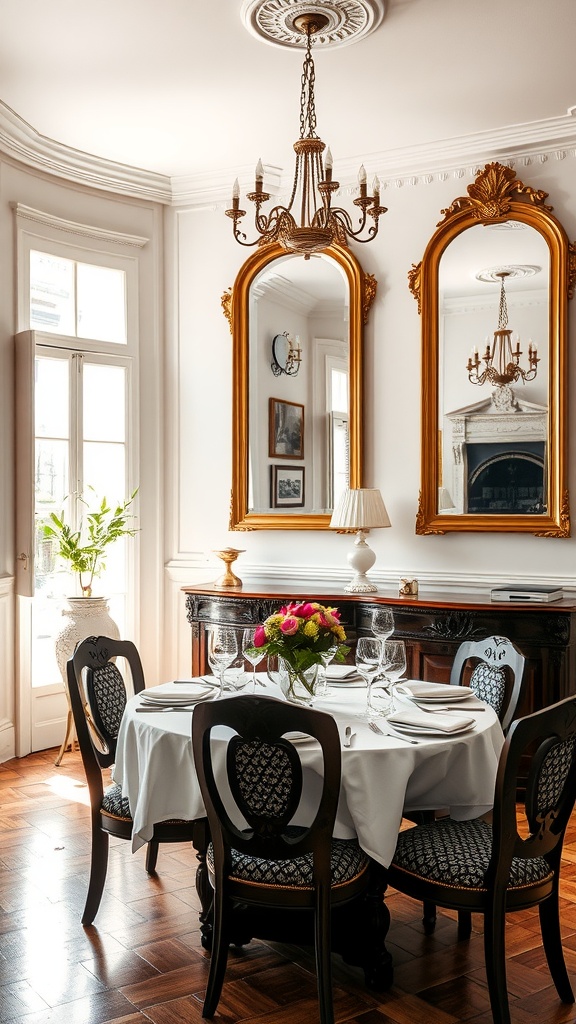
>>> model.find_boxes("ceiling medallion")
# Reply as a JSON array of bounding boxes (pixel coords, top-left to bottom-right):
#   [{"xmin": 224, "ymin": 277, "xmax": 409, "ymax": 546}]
[
  {"xmin": 241, "ymin": 0, "xmax": 386, "ymax": 49},
  {"xmin": 475, "ymin": 264, "xmax": 542, "ymax": 284}
]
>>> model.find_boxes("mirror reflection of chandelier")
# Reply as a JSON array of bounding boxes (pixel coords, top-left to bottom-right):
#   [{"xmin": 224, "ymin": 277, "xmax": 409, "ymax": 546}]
[
  {"xmin": 466, "ymin": 270, "xmax": 539, "ymax": 386},
  {"xmin": 226, "ymin": 11, "xmax": 387, "ymax": 257}
]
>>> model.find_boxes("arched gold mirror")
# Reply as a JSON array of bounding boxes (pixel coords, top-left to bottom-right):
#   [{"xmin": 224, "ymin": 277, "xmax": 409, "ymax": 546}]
[
  {"xmin": 410, "ymin": 162, "xmax": 575, "ymax": 536},
  {"xmin": 223, "ymin": 242, "xmax": 376, "ymax": 530}
]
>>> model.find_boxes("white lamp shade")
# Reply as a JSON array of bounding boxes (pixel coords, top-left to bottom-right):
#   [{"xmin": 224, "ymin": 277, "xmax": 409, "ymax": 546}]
[{"xmin": 330, "ymin": 488, "xmax": 391, "ymax": 530}]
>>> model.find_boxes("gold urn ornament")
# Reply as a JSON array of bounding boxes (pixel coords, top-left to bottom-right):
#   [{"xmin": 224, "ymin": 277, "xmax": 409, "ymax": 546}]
[{"xmin": 213, "ymin": 548, "xmax": 245, "ymax": 588}]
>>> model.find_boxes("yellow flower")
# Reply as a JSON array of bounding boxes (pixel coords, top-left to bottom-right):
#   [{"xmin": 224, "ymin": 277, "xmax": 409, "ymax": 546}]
[{"xmin": 303, "ymin": 620, "xmax": 319, "ymax": 638}]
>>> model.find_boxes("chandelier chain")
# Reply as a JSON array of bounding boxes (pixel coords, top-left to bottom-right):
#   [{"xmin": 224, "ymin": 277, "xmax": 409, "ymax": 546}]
[
  {"xmin": 300, "ymin": 29, "xmax": 318, "ymax": 139},
  {"xmin": 498, "ymin": 273, "xmax": 509, "ymax": 330}
]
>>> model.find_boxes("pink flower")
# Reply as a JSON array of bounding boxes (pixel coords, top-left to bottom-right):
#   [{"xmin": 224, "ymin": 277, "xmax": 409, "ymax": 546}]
[
  {"xmin": 253, "ymin": 625, "xmax": 267, "ymax": 647},
  {"xmin": 293, "ymin": 602, "xmax": 315, "ymax": 619},
  {"xmin": 280, "ymin": 616, "xmax": 299, "ymax": 636}
]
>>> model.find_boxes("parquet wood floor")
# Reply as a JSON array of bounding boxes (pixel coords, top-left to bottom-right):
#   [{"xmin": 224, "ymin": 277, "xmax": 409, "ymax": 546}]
[{"xmin": 1, "ymin": 748, "xmax": 576, "ymax": 1024}]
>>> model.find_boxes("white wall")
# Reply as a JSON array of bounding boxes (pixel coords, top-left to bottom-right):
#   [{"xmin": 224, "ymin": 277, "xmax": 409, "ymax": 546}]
[
  {"xmin": 166, "ymin": 152, "xmax": 576, "ymax": 639},
  {"xmin": 2, "ymin": 119, "xmax": 576, "ymax": 759}
]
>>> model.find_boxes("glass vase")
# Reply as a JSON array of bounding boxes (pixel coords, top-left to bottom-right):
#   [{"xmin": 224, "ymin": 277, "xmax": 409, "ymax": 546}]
[{"xmin": 278, "ymin": 657, "xmax": 319, "ymax": 705}]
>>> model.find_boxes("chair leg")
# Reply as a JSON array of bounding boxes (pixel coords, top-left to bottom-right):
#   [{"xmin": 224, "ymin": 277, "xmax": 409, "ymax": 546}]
[
  {"xmin": 483, "ymin": 903, "xmax": 511, "ymax": 1024},
  {"xmin": 539, "ymin": 892, "xmax": 575, "ymax": 1003},
  {"xmin": 203, "ymin": 887, "xmax": 231, "ymax": 1018},
  {"xmin": 82, "ymin": 828, "xmax": 109, "ymax": 926},
  {"xmin": 314, "ymin": 886, "xmax": 334, "ymax": 1024},
  {"xmin": 55, "ymin": 708, "xmax": 75, "ymax": 767},
  {"xmin": 145, "ymin": 839, "xmax": 160, "ymax": 874},
  {"xmin": 422, "ymin": 899, "xmax": 437, "ymax": 934},
  {"xmin": 457, "ymin": 910, "xmax": 472, "ymax": 939}
]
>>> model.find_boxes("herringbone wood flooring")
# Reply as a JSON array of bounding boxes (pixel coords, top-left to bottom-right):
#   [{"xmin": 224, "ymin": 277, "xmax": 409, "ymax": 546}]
[{"xmin": 2, "ymin": 748, "xmax": 576, "ymax": 1024}]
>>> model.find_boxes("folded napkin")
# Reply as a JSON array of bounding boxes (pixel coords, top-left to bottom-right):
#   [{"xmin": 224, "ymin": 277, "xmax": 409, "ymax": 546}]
[
  {"xmin": 387, "ymin": 708, "xmax": 475, "ymax": 733},
  {"xmin": 326, "ymin": 665, "xmax": 359, "ymax": 680},
  {"xmin": 396, "ymin": 681, "xmax": 474, "ymax": 700}
]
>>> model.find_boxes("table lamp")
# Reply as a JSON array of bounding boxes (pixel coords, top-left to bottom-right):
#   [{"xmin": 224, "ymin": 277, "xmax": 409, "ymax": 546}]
[{"xmin": 330, "ymin": 487, "xmax": 391, "ymax": 593}]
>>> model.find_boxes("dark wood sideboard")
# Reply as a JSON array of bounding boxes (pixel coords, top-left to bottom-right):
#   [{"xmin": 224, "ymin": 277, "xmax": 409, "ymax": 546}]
[{"xmin": 183, "ymin": 581, "xmax": 576, "ymax": 721}]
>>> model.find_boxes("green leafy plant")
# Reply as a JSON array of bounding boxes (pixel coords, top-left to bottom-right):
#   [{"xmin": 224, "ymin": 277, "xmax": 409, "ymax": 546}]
[{"xmin": 42, "ymin": 489, "xmax": 138, "ymax": 597}]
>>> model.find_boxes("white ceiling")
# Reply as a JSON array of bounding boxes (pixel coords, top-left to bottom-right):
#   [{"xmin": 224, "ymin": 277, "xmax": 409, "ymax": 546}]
[{"xmin": 0, "ymin": 0, "xmax": 574, "ymax": 180}]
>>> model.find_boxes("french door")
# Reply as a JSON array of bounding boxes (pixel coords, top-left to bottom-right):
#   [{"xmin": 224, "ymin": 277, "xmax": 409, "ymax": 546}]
[{"xmin": 15, "ymin": 331, "xmax": 134, "ymax": 753}]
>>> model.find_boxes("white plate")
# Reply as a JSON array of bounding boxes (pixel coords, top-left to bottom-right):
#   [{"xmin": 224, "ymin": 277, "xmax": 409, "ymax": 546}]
[
  {"xmin": 141, "ymin": 688, "xmax": 212, "ymax": 706},
  {"xmin": 390, "ymin": 720, "xmax": 474, "ymax": 737},
  {"xmin": 328, "ymin": 676, "xmax": 365, "ymax": 687}
]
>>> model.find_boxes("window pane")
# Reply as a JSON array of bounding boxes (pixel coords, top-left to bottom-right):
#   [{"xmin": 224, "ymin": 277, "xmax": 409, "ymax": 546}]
[
  {"xmin": 83, "ymin": 442, "xmax": 126, "ymax": 501},
  {"xmin": 83, "ymin": 363, "xmax": 125, "ymax": 441},
  {"xmin": 331, "ymin": 368, "xmax": 348, "ymax": 413},
  {"xmin": 77, "ymin": 263, "xmax": 126, "ymax": 343},
  {"xmin": 35, "ymin": 356, "xmax": 68, "ymax": 438},
  {"xmin": 30, "ymin": 251, "xmax": 75, "ymax": 334},
  {"xmin": 35, "ymin": 439, "xmax": 69, "ymax": 510}
]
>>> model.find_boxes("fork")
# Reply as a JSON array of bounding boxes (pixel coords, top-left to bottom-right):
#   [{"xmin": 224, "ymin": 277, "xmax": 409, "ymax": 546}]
[{"xmin": 369, "ymin": 720, "xmax": 418, "ymax": 745}]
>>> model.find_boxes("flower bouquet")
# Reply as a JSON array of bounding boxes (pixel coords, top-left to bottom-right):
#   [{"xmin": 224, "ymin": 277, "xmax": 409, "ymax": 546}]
[{"xmin": 249, "ymin": 601, "xmax": 349, "ymax": 702}]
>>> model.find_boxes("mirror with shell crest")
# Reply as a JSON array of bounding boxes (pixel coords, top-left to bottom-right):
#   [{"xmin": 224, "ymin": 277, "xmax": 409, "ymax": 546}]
[
  {"xmin": 409, "ymin": 162, "xmax": 575, "ymax": 536},
  {"xmin": 223, "ymin": 242, "xmax": 376, "ymax": 530}
]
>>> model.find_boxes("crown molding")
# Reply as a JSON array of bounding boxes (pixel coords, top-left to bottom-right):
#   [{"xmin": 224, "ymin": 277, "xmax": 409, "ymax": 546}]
[
  {"xmin": 0, "ymin": 98, "xmax": 575, "ymax": 207},
  {"xmin": 0, "ymin": 100, "xmax": 172, "ymax": 203}
]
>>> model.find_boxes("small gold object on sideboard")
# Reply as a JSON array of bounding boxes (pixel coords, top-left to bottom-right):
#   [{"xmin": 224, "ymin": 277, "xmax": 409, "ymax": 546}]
[
  {"xmin": 213, "ymin": 548, "xmax": 245, "ymax": 588},
  {"xmin": 399, "ymin": 578, "xmax": 419, "ymax": 597}
]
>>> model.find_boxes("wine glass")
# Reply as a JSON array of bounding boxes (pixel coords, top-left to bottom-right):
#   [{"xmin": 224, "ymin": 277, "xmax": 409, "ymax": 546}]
[
  {"xmin": 355, "ymin": 637, "xmax": 384, "ymax": 719},
  {"xmin": 316, "ymin": 644, "xmax": 339, "ymax": 699},
  {"xmin": 207, "ymin": 627, "xmax": 238, "ymax": 697},
  {"xmin": 242, "ymin": 627, "xmax": 264, "ymax": 692},
  {"xmin": 371, "ymin": 608, "xmax": 395, "ymax": 642},
  {"xmin": 380, "ymin": 639, "xmax": 407, "ymax": 716}
]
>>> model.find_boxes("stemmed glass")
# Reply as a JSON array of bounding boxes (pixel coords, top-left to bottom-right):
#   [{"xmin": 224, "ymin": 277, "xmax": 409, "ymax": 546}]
[
  {"xmin": 207, "ymin": 626, "xmax": 238, "ymax": 697},
  {"xmin": 355, "ymin": 637, "xmax": 384, "ymax": 719},
  {"xmin": 371, "ymin": 608, "xmax": 395, "ymax": 642},
  {"xmin": 316, "ymin": 644, "xmax": 339, "ymax": 699},
  {"xmin": 380, "ymin": 639, "xmax": 407, "ymax": 716},
  {"xmin": 242, "ymin": 627, "xmax": 264, "ymax": 692}
]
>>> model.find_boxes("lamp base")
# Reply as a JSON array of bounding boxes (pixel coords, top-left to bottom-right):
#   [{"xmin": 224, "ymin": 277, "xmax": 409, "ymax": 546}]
[
  {"xmin": 344, "ymin": 530, "xmax": 379, "ymax": 593},
  {"xmin": 344, "ymin": 575, "xmax": 379, "ymax": 593}
]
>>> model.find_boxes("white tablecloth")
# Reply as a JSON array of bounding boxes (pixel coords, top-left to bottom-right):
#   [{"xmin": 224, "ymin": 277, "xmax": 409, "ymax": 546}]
[{"xmin": 113, "ymin": 678, "xmax": 505, "ymax": 869}]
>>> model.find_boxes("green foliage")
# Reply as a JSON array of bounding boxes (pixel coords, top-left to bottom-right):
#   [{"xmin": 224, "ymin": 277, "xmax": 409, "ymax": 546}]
[{"xmin": 42, "ymin": 489, "xmax": 138, "ymax": 597}]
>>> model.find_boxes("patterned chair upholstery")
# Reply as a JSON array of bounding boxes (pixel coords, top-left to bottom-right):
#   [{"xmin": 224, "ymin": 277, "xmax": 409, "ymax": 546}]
[
  {"xmin": 388, "ymin": 696, "xmax": 576, "ymax": 1024},
  {"xmin": 192, "ymin": 695, "xmax": 371, "ymax": 1024},
  {"xmin": 67, "ymin": 635, "xmax": 202, "ymax": 925}
]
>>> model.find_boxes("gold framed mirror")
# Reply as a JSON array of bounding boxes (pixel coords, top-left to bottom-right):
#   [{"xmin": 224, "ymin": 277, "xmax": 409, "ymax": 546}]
[
  {"xmin": 410, "ymin": 162, "xmax": 575, "ymax": 536},
  {"xmin": 223, "ymin": 242, "xmax": 376, "ymax": 530}
]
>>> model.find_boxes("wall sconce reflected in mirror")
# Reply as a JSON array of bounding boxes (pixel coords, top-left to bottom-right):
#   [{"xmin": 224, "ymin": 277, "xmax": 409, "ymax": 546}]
[{"xmin": 271, "ymin": 331, "xmax": 302, "ymax": 377}]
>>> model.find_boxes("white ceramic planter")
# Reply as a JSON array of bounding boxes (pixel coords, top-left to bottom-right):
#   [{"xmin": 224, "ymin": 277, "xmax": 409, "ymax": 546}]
[{"xmin": 55, "ymin": 596, "xmax": 120, "ymax": 684}]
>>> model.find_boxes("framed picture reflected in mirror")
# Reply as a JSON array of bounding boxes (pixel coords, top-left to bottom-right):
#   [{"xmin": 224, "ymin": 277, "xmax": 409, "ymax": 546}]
[
  {"xmin": 271, "ymin": 465, "xmax": 305, "ymax": 508},
  {"xmin": 269, "ymin": 398, "xmax": 304, "ymax": 459}
]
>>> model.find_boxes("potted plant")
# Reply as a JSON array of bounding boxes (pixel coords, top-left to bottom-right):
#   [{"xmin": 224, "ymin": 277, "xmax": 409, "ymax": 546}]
[
  {"xmin": 42, "ymin": 489, "xmax": 138, "ymax": 701},
  {"xmin": 43, "ymin": 489, "xmax": 138, "ymax": 598}
]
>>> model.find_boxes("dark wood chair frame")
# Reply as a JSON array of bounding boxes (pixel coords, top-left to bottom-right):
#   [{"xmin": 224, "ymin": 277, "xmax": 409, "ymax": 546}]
[
  {"xmin": 421, "ymin": 632, "xmax": 526, "ymax": 936},
  {"xmin": 192, "ymin": 694, "xmax": 372, "ymax": 1024},
  {"xmin": 67, "ymin": 634, "xmax": 203, "ymax": 926},
  {"xmin": 388, "ymin": 695, "xmax": 576, "ymax": 1024}
]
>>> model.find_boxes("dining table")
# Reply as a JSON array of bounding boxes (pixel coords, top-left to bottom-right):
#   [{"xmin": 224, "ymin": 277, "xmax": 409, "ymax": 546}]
[{"xmin": 113, "ymin": 672, "xmax": 505, "ymax": 989}]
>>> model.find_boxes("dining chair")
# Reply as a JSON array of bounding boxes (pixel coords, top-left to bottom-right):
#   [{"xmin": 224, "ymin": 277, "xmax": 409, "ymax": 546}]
[
  {"xmin": 191, "ymin": 694, "xmax": 371, "ymax": 1024},
  {"xmin": 420, "ymin": 633, "xmax": 526, "ymax": 936},
  {"xmin": 388, "ymin": 695, "xmax": 576, "ymax": 1024},
  {"xmin": 450, "ymin": 634, "xmax": 525, "ymax": 733},
  {"xmin": 67, "ymin": 634, "xmax": 203, "ymax": 925}
]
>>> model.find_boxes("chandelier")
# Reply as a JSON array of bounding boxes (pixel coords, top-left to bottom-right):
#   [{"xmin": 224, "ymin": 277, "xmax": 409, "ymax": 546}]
[
  {"xmin": 466, "ymin": 271, "xmax": 539, "ymax": 386},
  {"xmin": 225, "ymin": 12, "xmax": 386, "ymax": 257}
]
